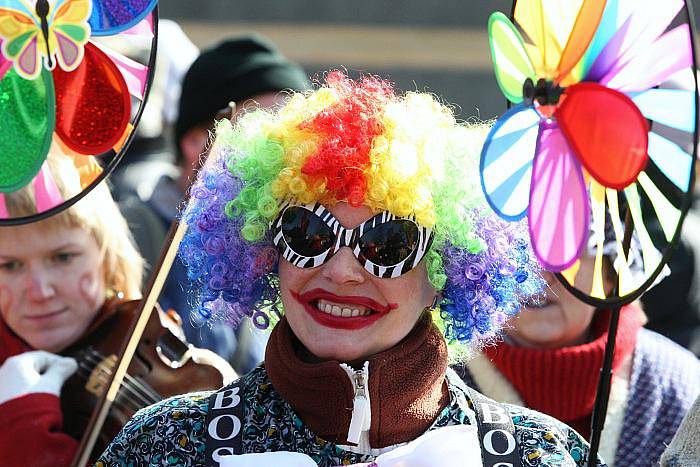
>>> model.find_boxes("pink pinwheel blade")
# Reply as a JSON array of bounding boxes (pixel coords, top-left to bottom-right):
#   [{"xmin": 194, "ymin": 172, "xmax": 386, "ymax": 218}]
[
  {"xmin": 602, "ymin": 25, "xmax": 693, "ymax": 92},
  {"xmin": 0, "ymin": 39, "xmax": 10, "ymax": 81},
  {"xmin": 528, "ymin": 123, "xmax": 590, "ymax": 272},
  {"xmin": 120, "ymin": 11, "xmax": 155, "ymax": 38}
]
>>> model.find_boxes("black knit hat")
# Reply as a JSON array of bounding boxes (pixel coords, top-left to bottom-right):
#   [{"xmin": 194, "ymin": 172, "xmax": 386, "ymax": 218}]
[{"xmin": 175, "ymin": 33, "xmax": 311, "ymax": 147}]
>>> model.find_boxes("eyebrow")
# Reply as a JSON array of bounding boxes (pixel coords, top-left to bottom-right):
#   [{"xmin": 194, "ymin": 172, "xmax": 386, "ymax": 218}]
[{"xmin": 0, "ymin": 242, "xmax": 83, "ymax": 260}]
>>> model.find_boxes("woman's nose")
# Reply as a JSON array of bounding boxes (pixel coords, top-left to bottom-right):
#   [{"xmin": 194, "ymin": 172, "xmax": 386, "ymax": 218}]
[
  {"xmin": 26, "ymin": 269, "xmax": 56, "ymax": 302},
  {"xmin": 321, "ymin": 247, "xmax": 366, "ymax": 285}
]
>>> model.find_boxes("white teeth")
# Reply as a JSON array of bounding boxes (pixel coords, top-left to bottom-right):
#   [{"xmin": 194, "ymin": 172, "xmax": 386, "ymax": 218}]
[{"xmin": 316, "ymin": 299, "xmax": 367, "ymax": 318}]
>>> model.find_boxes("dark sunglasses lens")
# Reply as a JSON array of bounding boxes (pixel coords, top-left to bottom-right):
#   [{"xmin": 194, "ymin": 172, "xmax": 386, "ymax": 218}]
[
  {"xmin": 281, "ymin": 207, "xmax": 335, "ymax": 257},
  {"xmin": 359, "ymin": 220, "xmax": 419, "ymax": 267}
]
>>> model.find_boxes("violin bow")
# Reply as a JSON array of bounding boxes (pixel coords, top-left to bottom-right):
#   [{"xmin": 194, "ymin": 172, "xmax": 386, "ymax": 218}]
[{"xmin": 71, "ymin": 220, "xmax": 188, "ymax": 466}]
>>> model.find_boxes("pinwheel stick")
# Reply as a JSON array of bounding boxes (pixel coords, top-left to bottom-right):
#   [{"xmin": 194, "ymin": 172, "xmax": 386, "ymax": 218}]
[{"xmin": 586, "ymin": 209, "xmax": 634, "ymax": 467}]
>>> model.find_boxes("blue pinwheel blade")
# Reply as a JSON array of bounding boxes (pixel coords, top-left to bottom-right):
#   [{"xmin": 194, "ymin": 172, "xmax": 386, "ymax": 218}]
[
  {"xmin": 89, "ymin": 0, "xmax": 158, "ymax": 36},
  {"xmin": 480, "ymin": 104, "xmax": 540, "ymax": 221}
]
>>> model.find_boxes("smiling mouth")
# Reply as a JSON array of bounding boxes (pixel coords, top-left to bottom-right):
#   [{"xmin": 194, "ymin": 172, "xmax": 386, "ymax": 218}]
[{"xmin": 292, "ymin": 289, "xmax": 397, "ymax": 330}]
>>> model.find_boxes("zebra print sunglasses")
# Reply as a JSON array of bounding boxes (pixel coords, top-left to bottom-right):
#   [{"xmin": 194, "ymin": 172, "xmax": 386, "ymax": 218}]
[{"xmin": 272, "ymin": 202, "xmax": 434, "ymax": 278}]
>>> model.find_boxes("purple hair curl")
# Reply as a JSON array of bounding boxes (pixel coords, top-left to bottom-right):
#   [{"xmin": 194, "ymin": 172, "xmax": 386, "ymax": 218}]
[
  {"xmin": 180, "ymin": 150, "xmax": 281, "ymax": 329},
  {"xmin": 439, "ymin": 212, "xmax": 545, "ymax": 344}
]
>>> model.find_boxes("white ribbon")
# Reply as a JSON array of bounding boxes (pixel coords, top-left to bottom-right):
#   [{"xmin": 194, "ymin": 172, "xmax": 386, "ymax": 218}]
[{"xmin": 219, "ymin": 425, "xmax": 483, "ymax": 467}]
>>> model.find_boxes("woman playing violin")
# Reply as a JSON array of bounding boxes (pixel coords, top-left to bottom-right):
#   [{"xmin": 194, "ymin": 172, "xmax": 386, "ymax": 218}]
[
  {"xmin": 98, "ymin": 72, "xmax": 605, "ymax": 466},
  {"xmin": 0, "ymin": 153, "xmax": 144, "ymax": 466}
]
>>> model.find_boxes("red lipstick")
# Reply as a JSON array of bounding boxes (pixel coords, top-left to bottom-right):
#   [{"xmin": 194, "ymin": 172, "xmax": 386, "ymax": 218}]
[{"xmin": 292, "ymin": 288, "xmax": 398, "ymax": 330}]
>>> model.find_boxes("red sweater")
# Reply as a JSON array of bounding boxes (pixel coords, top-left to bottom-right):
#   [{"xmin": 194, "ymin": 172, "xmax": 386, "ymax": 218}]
[
  {"xmin": 0, "ymin": 319, "xmax": 79, "ymax": 466},
  {"xmin": 483, "ymin": 306, "xmax": 642, "ymax": 438}
]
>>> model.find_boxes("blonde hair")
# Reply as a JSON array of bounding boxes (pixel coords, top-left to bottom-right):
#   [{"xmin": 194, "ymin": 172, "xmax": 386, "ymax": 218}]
[{"xmin": 4, "ymin": 150, "xmax": 144, "ymax": 300}]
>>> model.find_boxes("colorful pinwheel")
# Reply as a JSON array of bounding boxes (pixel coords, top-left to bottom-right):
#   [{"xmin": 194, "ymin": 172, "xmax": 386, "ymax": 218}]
[
  {"xmin": 480, "ymin": 0, "xmax": 698, "ymax": 304},
  {"xmin": 0, "ymin": 0, "xmax": 157, "ymax": 222}
]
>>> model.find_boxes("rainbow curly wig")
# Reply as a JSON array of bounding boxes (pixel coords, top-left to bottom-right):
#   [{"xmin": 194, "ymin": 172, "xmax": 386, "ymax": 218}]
[{"xmin": 180, "ymin": 71, "xmax": 544, "ymax": 344}]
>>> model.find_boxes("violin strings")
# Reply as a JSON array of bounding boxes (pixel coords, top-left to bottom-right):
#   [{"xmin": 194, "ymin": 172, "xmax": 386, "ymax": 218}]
[
  {"xmin": 75, "ymin": 359, "xmax": 146, "ymax": 412},
  {"xmin": 86, "ymin": 349, "xmax": 163, "ymax": 404},
  {"xmin": 75, "ymin": 350, "xmax": 162, "ymax": 408},
  {"xmin": 83, "ymin": 349, "xmax": 162, "ymax": 405}
]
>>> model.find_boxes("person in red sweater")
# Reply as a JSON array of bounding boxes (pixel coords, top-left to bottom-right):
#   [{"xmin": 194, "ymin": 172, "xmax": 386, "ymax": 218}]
[
  {"xmin": 456, "ymin": 250, "xmax": 700, "ymax": 467},
  {"xmin": 0, "ymin": 154, "xmax": 144, "ymax": 466}
]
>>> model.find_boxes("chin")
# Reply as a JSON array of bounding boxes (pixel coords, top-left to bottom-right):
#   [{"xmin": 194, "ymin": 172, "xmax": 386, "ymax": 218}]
[{"xmin": 307, "ymin": 343, "xmax": 367, "ymax": 363}]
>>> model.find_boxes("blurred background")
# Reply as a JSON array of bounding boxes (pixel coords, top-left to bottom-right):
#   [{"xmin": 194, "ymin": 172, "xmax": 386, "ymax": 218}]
[{"xmin": 159, "ymin": 0, "xmax": 515, "ymax": 121}]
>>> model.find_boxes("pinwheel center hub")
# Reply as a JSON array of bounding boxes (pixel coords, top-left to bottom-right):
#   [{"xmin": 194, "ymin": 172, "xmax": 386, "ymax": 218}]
[{"xmin": 523, "ymin": 78, "xmax": 563, "ymax": 107}]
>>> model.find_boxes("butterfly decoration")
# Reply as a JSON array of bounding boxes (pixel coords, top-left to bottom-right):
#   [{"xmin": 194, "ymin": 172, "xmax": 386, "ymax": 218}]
[
  {"xmin": 0, "ymin": 0, "xmax": 157, "ymax": 223},
  {"xmin": 480, "ymin": 0, "xmax": 698, "ymax": 305}
]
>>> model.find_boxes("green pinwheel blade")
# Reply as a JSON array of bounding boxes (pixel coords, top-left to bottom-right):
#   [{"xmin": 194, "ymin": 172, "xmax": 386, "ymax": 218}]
[
  {"xmin": 488, "ymin": 11, "xmax": 536, "ymax": 104},
  {"xmin": 0, "ymin": 67, "xmax": 55, "ymax": 193}
]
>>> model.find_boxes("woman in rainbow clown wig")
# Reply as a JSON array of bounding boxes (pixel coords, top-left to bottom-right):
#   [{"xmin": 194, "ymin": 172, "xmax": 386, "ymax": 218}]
[{"xmin": 98, "ymin": 72, "xmax": 605, "ymax": 466}]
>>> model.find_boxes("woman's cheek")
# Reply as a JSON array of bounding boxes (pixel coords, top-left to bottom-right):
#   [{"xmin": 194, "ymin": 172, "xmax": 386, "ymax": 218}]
[
  {"xmin": 0, "ymin": 285, "xmax": 14, "ymax": 319},
  {"xmin": 78, "ymin": 271, "xmax": 102, "ymax": 311}
]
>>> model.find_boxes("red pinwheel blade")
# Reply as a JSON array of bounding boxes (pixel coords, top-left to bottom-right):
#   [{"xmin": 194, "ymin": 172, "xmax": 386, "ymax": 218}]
[
  {"xmin": 52, "ymin": 42, "xmax": 131, "ymax": 155},
  {"xmin": 556, "ymin": 82, "xmax": 649, "ymax": 190},
  {"xmin": 528, "ymin": 122, "xmax": 590, "ymax": 272}
]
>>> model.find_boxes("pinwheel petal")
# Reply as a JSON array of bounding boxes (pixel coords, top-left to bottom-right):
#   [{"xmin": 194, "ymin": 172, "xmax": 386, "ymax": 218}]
[
  {"xmin": 0, "ymin": 68, "xmax": 55, "ymax": 192},
  {"xmin": 630, "ymin": 88, "xmax": 695, "ymax": 133},
  {"xmin": 557, "ymin": 82, "xmax": 648, "ymax": 190},
  {"xmin": 480, "ymin": 104, "xmax": 540, "ymax": 220},
  {"xmin": 624, "ymin": 183, "xmax": 663, "ymax": 279},
  {"xmin": 33, "ymin": 162, "xmax": 63, "ymax": 213},
  {"xmin": 93, "ymin": 42, "xmax": 148, "ymax": 100},
  {"xmin": 89, "ymin": 0, "xmax": 158, "ymax": 36},
  {"xmin": 637, "ymin": 171, "xmax": 681, "ymax": 242},
  {"xmin": 605, "ymin": 188, "xmax": 639, "ymax": 295},
  {"xmin": 53, "ymin": 42, "xmax": 131, "ymax": 155},
  {"xmin": 555, "ymin": 0, "xmax": 606, "ymax": 85},
  {"xmin": 488, "ymin": 12, "xmax": 535, "ymax": 103},
  {"xmin": 528, "ymin": 123, "xmax": 589, "ymax": 272},
  {"xmin": 585, "ymin": 0, "xmax": 684, "ymax": 82},
  {"xmin": 514, "ymin": 0, "xmax": 586, "ymax": 79},
  {"xmin": 588, "ymin": 180, "xmax": 608, "ymax": 299},
  {"xmin": 0, "ymin": 38, "xmax": 11, "ymax": 80},
  {"xmin": 647, "ymin": 132, "xmax": 693, "ymax": 192},
  {"xmin": 602, "ymin": 25, "xmax": 693, "ymax": 93}
]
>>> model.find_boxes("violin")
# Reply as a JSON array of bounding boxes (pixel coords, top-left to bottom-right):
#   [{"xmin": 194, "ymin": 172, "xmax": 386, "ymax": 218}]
[{"xmin": 60, "ymin": 299, "xmax": 236, "ymax": 460}]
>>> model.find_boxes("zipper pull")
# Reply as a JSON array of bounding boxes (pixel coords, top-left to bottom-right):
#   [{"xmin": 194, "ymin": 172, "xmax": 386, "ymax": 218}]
[{"xmin": 346, "ymin": 363, "xmax": 371, "ymax": 444}]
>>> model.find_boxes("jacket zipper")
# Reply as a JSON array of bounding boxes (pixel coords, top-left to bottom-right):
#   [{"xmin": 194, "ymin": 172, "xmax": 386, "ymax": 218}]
[{"xmin": 340, "ymin": 361, "xmax": 371, "ymax": 446}]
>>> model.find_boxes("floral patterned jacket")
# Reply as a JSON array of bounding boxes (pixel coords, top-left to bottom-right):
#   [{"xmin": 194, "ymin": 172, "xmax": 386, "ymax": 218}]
[{"xmin": 96, "ymin": 366, "xmax": 605, "ymax": 467}]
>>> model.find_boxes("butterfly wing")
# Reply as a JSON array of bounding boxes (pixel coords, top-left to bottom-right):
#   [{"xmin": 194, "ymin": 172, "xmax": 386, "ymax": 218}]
[
  {"xmin": 0, "ymin": 6, "xmax": 42, "ymax": 79},
  {"xmin": 48, "ymin": 0, "xmax": 91, "ymax": 72}
]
